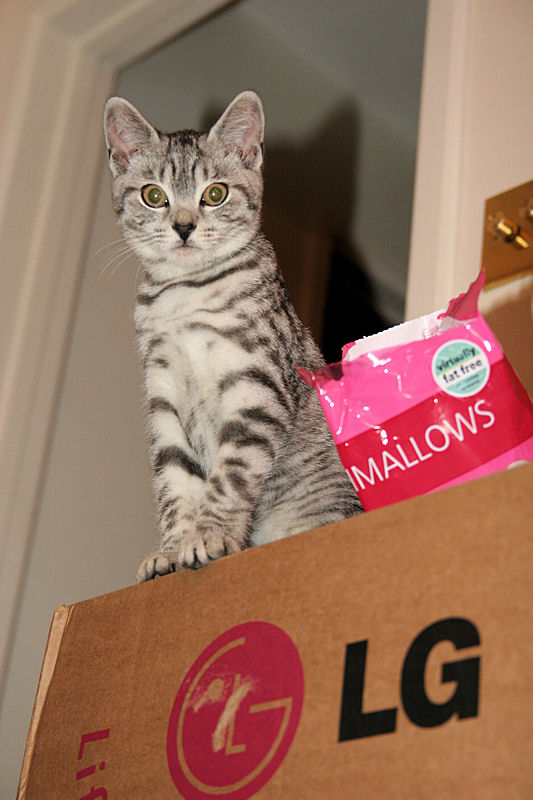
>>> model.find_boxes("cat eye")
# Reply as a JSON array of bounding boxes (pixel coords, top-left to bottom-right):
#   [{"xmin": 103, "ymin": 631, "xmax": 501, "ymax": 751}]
[
  {"xmin": 141, "ymin": 184, "xmax": 168, "ymax": 208},
  {"xmin": 201, "ymin": 183, "xmax": 228, "ymax": 207}
]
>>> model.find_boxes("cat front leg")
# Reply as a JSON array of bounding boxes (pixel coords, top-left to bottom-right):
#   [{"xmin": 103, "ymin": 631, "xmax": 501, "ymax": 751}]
[
  {"xmin": 137, "ymin": 395, "xmax": 206, "ymax": 581},
  {"xmin": 180, "ymin": 406, "xmax": 284, "ymax": 568},
  {"xmin": 143, "ymin": 440, "xmax": 249, "ymax": 574}
]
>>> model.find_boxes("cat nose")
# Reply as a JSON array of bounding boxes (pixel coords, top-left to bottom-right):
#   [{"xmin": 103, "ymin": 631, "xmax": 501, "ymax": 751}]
[{"xmin": 173, "ymin": 220, "xmax": 196, "ymax": 243}]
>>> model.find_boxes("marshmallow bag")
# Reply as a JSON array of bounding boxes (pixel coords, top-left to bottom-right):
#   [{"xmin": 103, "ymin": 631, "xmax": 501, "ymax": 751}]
[{"xmin": 299, "ymin": 271, "xmax": 533, "ymax": 511}]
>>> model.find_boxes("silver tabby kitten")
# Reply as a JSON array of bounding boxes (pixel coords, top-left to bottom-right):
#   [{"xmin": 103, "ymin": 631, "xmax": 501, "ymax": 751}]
[{"xmin": 103, "ymin": 91, "xmax": 362, "ymax": 581}]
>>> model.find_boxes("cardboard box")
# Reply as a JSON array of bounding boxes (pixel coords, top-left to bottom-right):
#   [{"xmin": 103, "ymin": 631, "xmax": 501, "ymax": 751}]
[{"xmin": 18, "ymin": 464, "xmax": 533, "ymax": 799}]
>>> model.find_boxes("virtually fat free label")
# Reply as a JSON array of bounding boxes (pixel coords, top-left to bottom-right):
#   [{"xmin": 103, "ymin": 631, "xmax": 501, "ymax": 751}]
[
  {"xmin": 432, "ymin": 339, "xmax": 490, "ymax": 397},
  {"xmin": 167, "ymin": 621, "xmax": 304, "ymax": 800}
]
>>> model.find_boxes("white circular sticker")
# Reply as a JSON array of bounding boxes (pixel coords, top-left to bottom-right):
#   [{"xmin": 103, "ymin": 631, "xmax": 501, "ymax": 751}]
[{"xmin": 432, "ymin": 339, "xmax": 490, "ymax": 397}]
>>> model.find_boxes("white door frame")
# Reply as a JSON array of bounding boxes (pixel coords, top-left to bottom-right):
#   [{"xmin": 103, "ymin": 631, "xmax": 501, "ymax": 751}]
[
  {"xmin": 406, "ymin": 0, "xmax": 470, "ymax": 318},
  {"xmin": 0, "ymin": 0, "xmax": 231, "ymax": 700},
  {"xmin": 407, "ymin": 0, "xmax": 533, "ymax": 321}
]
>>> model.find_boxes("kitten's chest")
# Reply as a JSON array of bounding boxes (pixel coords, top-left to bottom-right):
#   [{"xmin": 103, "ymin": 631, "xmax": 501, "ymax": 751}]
[{"xmin": 136, "ymin": 288, "xmax": 257, "ymax": 410}]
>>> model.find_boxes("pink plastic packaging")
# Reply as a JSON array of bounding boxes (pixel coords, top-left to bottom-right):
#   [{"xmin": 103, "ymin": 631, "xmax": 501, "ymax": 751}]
[{"xmin": 299, "ymin": 271, "xmax": 533, "ymax": 511}]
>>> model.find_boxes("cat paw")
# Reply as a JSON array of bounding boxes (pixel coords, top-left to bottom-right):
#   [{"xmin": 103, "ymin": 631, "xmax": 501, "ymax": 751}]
[
  {"xmin": 136, "ymin": 551, "xmax": 181, "ymax": 582},
  {"xmin": 179, "ymin": 529, "xmax": 242, "ymax": 569},
  {"xmin": 137, "ymin": 531, "xmax": 242, "ymax": 579}
]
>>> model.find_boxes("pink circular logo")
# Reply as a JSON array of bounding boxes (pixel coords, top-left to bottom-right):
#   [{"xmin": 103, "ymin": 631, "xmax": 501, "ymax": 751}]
[{"xmin": 167, "ymin": 621, "xmax": 304, "ymax": 799}]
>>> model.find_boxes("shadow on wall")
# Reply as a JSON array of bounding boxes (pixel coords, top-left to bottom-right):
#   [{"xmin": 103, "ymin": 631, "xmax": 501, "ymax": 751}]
[{"xmin": 202, "ymin": 100, "xmax": 390, "ymax": 360}]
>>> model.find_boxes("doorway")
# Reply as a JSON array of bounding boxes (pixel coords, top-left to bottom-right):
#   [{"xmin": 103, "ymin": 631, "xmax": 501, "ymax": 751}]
[{"xmin": 115, "ymin": 0, "xmax": 427, "ymax": 355}]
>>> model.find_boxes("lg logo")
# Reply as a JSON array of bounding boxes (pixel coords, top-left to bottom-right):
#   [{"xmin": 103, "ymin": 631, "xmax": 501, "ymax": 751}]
[
  {"xmin": 165, "ymin": 616, "xmax": 481, "ymax": 800},
  {"xmin": 166, "ymin": 621, "xmax": 304, "ymax": 800},
  {"xmin": 339, "ymin": 617, "xmax": 481, "ymax": 740}
]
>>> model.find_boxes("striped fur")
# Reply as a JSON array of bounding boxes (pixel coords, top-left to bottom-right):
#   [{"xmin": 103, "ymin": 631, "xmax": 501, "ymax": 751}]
[{"xmin": 104, "ymin": 91, "xmax": 362, "ymax": 580}]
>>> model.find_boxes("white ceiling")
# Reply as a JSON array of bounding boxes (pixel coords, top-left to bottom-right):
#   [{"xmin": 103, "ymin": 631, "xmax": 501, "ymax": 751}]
[{"xmin": 242, "ymin": 0, "xmax": 428, "ymax": 141}]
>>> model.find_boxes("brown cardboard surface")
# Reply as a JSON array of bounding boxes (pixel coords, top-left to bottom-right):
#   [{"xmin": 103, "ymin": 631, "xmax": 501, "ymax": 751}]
[{"xmin": 18, "ymin": 464, "xmax": 533, "ymax": 799}]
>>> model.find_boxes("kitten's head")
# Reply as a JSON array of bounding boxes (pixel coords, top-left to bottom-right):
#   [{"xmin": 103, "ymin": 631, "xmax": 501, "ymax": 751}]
[{"xmin": 104, "ymin": 91, "xmax": 265, "ymax": 280}]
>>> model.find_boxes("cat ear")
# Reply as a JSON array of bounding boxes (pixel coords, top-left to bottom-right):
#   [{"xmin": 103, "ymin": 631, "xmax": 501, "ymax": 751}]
[
  {"xmin": 207, "ymin": 91, "xmax": 265, "ymax": 170},
  {"xmin": 104, "ymin": 97, "xmax": 159, "ymax": 175}
]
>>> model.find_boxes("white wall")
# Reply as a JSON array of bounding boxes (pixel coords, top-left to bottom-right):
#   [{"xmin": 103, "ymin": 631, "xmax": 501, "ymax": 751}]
[{"xmin": 0, "ymin": 163, "xmax": 159, "ymax": 795}]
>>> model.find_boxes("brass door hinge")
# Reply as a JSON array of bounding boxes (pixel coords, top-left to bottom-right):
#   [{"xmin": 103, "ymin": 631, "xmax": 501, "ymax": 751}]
[{"xmin": 482, "ymin": 179, "xmax": 533, "ymax": 288}]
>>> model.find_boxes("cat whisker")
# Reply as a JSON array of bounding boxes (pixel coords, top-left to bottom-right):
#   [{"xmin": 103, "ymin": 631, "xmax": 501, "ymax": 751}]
[
  {"xmin": 90, "ymin": 236, "xmax": 128, "ymax": 259},
  {"xmin": 87, "ymin": 238, "xmax": 130, "ymax": 276},
  {"xmin": 97, "ymin": 244, "xmax": 137, "ymax": 283},
  {"xmin": 95, "ymin": 230, "xmax": 165, "ymax": 284}
]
